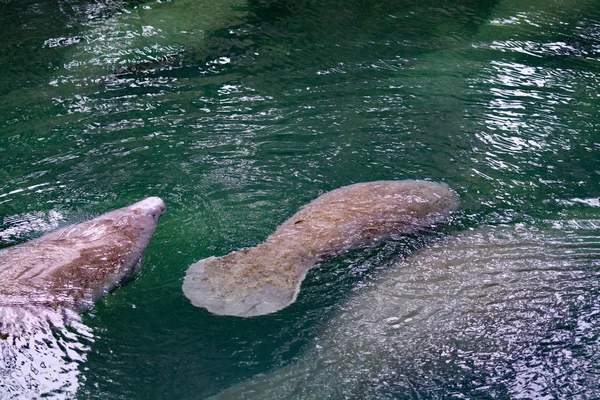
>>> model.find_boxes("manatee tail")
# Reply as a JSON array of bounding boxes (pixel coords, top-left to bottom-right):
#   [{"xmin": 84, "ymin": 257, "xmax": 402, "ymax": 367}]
[{"xmin": 182, "ymin": 244, "xmax": 316, "ymax": 317}]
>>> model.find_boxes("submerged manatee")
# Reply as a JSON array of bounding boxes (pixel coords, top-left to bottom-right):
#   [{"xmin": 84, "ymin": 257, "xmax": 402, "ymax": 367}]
[
  {"xmin": 211, "ymin": 222, "xmax": 600, "ymax": 399},
  {"xmin": 183, "ymin": 180, "xmax": 459, "ymax": 317},
  {"xmin": 0, "ymin": 197, "xmax": 165, "ymax": 398}
]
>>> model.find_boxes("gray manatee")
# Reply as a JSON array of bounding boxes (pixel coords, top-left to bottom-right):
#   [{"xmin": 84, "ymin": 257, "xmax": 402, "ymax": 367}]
[
  {"xmin": 183, "ymin": 180, "xmax": 459, "ymax": 317},
  {"xmin": 211, "ymin": 222, "xmax": 600, "ymax": 399},
  {"xmin": 0, "ymin": 196, "xmax": 165, "ymax": 398}
]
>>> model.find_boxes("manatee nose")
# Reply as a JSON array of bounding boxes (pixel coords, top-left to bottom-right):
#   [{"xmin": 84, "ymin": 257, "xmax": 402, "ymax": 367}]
[
  {"xmin": 136, "ymin": 196, "xmax": 166, "ymax": 220},
  {"xmin": 151, "ymin": 198, "xmax": 166, "ymax": 220},
  {"xmin": 152, "ymin": 208, "xmax": 164, "ymax": 221}
]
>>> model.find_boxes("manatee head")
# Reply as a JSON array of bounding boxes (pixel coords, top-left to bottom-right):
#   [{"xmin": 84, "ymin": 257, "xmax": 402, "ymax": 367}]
[
  {"xmin": 72, "ymin": 196, "xmax": 166, "ymax": 247},
  {"xmin": 72, "ymin": 196, "xmax": 167, "ymax": 301},
  {"xmin": 13, "ymin": 196, "xmax": 169, "ymax": 311},
  {"xmin": 130, "ymin": 196, "xmax": 167, "ymax": 222},
  {"xmin": 117, "ymin": 196, "xmax": 167, "ymax": 244}
]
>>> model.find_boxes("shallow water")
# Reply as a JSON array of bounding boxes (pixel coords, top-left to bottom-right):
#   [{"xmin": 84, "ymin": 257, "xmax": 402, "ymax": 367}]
[{"xmin": 1, "ymin": 0, "xmax": 599, "ymax": 398}]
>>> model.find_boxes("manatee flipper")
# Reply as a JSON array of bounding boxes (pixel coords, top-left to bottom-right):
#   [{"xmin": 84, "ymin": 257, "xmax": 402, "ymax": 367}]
[{"xmin": 184, "ymin": 245, "xmax": 317, "ymax": 317}]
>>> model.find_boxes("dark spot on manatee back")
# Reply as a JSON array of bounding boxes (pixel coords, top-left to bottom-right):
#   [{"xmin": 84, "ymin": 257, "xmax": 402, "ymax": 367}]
[{"xmin": 294, "ymin": 220, "xmax": 305, "ymax": 225}]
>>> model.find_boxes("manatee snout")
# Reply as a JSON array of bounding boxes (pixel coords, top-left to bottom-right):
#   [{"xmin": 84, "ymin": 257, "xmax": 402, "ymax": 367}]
[{"xmin": 134, "ymin": 196, "xmax": 166, "ymax": 221}]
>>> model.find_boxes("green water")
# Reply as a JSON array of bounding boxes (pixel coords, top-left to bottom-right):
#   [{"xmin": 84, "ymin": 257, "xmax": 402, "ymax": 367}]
[{"xmin": 1, "ymin": 0, "xmax": 600, "ymax": 398}]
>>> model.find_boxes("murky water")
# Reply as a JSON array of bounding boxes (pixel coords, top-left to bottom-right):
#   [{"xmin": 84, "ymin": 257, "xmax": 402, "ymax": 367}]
[{"xmin": 1, "ymin": 0, "xmax": 599, "ymax": 398}]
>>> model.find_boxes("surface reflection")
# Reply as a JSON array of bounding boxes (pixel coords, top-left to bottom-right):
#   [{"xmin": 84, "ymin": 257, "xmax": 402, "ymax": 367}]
[
  {"xmin": 0, "ymin": 210, "xmax": 64, "ymax": 244},
  {"xmin": 0, "ymin": 312, "xmax": 93, "ymax": 399}
]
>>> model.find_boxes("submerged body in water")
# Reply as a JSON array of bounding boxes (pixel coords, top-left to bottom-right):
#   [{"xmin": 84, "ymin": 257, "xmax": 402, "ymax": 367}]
[
  {"xmin": 211, "ymin": 222, "xmax": 600, "ymax": 399},
  {"xmin": 0, "ymin": 197, "xmax": 165, "ymax": 398},
  {"xmin": 183, "ymin": 180, "xmax": 459, "ymax": 317}
]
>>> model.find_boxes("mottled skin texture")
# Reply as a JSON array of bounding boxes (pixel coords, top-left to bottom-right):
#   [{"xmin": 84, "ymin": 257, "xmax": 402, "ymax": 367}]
[
  {"xmin": 0, "ymin": 197, "xmax": 166, "ymax": 334},
  {"xmin": 183, "ymin": 180, "xmax": 459, "ymax": 317}
]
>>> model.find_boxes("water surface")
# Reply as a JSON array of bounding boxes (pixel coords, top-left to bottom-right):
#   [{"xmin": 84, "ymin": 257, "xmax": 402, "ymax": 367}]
[{"xmin": 1, "ymin": 0, "xmax": 600, "ymax": 398}]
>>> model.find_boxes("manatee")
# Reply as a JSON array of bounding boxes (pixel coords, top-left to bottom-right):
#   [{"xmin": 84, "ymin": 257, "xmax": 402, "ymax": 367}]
[
  {"xmin": 211, "ymin": 222, "xmax": 600, "ymax": 399},
  {"xmin": 0, "ymin": 196, "xmax": 165, "ymax": 398},
  {"xmin": 183, "ymin": 180, "xmax": 459, "ymax": 317}
]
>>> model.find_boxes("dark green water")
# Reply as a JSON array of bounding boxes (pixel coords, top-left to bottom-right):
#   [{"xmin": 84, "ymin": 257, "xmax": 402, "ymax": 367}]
[{"xmin": 1, "ymin": 0, "xmax": 600, "ymax": 398}]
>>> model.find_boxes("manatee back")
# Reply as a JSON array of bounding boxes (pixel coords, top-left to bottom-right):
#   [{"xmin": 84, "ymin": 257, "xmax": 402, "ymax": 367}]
[{"xmin": 271, "ymin": 180, "xmax": 459, "ymax": 255}]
